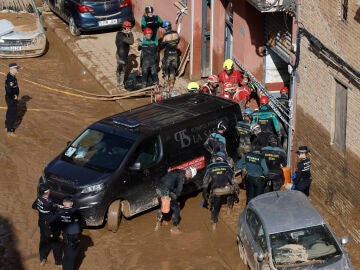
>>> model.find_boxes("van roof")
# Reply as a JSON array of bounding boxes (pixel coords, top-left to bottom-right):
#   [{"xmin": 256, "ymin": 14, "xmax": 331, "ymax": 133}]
[
  {"xmin": 99, "ymin": 93, "xmax": 240, "ymax": 131},
  {"xmin": 248, "ymin": 190, "xmax": 325, "ymax": 234}
]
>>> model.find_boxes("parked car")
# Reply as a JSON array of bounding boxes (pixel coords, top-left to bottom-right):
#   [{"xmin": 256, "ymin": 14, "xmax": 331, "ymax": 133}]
[
  {"xmin": 0, "ymin": 0, "xmax": 46, "ymax": 58},
  {"xmin": 38, "ymin": 93, "xmax": 241, "ymax": 232},
  {"xmin": 45, "ymin": 0, "xmax": 134, "ymax": 36},
  {"xmin": 237, "ymin": 190, "xmax": 354, "ymax": 270}
]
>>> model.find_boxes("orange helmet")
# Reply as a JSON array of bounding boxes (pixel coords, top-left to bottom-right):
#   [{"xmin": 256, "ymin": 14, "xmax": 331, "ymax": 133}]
[
  {"xmin": 207, "ymin": 75, "xmax": 219, "ymax": 83},
  {"xmin": 143, "ymin": 27, "xmax": 153, "ymax": 35},
  {"xmin": 280, "ymin": 86, "xmax": 289, "ymax": 93},
  {"xmin": 259, "ymin": 96, "xmax": 269, "ymax": 105}
]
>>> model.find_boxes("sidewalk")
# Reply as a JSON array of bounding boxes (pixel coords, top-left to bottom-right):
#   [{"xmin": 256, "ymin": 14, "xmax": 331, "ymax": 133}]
[{"xmin": 43, "ymin": 13, "xmax": 190, "ymax": 96}]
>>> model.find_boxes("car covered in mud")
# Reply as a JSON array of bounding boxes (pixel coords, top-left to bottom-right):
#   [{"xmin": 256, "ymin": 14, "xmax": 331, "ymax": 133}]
[
  {"xmin": 45, "ymin": 0, "xmax": 134, "ymax": 36},
  {"xmin": 38, "ymin": 93, "xmax": 241, "ymax": 232},
  {"xmin": 0, "ymin": 0, "xmax": 46, "ymax": 58},
  {"xmin": 237, "ymin": 190, "xmax": 354, "ymax": 270}
]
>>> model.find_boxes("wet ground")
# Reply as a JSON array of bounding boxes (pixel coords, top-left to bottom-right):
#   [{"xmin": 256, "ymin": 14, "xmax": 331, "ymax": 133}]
[{"xmin": 0, "ymin": 21, "xmax": 246, "ymax": 270}]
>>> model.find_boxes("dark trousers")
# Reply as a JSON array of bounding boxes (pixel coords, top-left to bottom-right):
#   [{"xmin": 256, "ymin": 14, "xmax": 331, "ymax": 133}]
[
  {"xmin": 39, "ymin": 224, "xmax": 62, "ymax": 264},
  {"xmin": 210, "ymin": 193, "xmax": 235, "ymax": 223},
  {"xmin": 162, "ymin": 53, "xmax": 179, "ymax": 79},
  {"xmin": 156, "ymin": 196, "xmax": 180, "ymax": 226},
  {"xmin": 5, "ymin": 96, "xmax": 17, "ymax": 132},
  {"xmin": 295, "ymin": 179, "xmax": 312, "ymax": 196},
  {"xmin": 141, "ymin": 63, "xmax": 158, "ymax": 86},
  {"xmin": 268, "ymin": 171, "xmax": 283, "ymax": 191},
  {"xmin": 246, "ymin": 175, "xmax": 265, "ymax": 204},
  {"xmin": 63, "ymin": 233, "xmax": 80, "ymax": 270}
]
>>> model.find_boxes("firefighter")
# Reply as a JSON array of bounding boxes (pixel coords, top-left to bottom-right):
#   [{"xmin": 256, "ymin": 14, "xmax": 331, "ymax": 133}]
[
  {"xmin": 262, "ymin": 134, "xmax": 287, "ymax": 191},
  {"xmin": 252, "ymin": 95, "xmax": 282, "ymax": 142},
  {"xmin": 138, "ymin": 27, "xmax": 159, "ymax": 87},
  {"xmin": 141, "ymin": 6, "xmax": 163, "ymax": 42},
  {"xmin": 277, "ymin": 86, "xmax": 289, "ymax": 108},
  {"xmin": 50, "ymin": 196, "xmax": 85, "ymax": 270},
  {"xmin": 187, "ymin": 81, "xmax": 200, "ymax": 93},
  {"xmin": 236, "ymin": 141, "xmax": 269, "ymax": 204},
  {"xmin": 115, "ymin": 21, "xmax": 134, "ymax": 86},
  {"xmin": 201, "ymin": 75, "xmax": 220, "ymax": 95},
  {"xmin": 202, "ymin": 152, "xmax": 239, "ymax": 230},
  {"xmin": 218, "ymin": 82, "xmax": 234, "ymax": 101},
  {"xmin": 32, "ymin": 184, "xmax": 62, "ymax": 267},
  {"xmin": 204, "ymin": 120, "xmax": 228, "ymax": 158},
  {"xmin": 292, "ymin": 146, "xmax": 312, "ymax": 196},
  {"xmin": 236, "ymin": 108, "xmax": 253, "ymax": 158},
  {"xmin": 160, "ymin": 20, "xmax": 180, "ymax": 89},
  {"xmin": 155, "ymin": 167, "xmax": 197, "ymax": 234},
  {"xmin": 232, "ymin": 85, "xmax": 252, "ymax": 112},
  {"xmin": 219, "ymin": 59, "xmax": 243, "ymax": 87}
]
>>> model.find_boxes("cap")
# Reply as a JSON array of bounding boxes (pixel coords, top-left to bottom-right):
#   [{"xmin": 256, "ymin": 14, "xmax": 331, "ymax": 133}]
[
  {"xmin": 9, "ymin": 63, "xmax": 20, "ymax": 69},
  {"xmin": 296, "ymin": 145, "xmax": 310, "ymax": 154},
  {"xmin": 214, "ymin": 152, "xmax": 226, "ymax": 160}
]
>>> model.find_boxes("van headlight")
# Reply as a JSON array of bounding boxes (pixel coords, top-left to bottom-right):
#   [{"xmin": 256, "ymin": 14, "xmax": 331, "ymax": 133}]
[{"xmin": 81, "ymin": 183, "xmax": 104, "ymax": 194}]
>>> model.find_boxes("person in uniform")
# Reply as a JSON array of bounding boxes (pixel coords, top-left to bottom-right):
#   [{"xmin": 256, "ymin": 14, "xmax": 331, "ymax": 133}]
[
  {"xmin": 204, "ymin": 120, "xmax": 228, "ymax": 158},
  {"xmin": 138, "ymin": 27, "xmax": 159, "ymax": 87},
  {"xmin": 236, "ymin": 108, "xmax": 253, "ymax": 158},
  {"xmin": 50, "ymin": 196, "xmax": 85, "ymax": 270},
  {"xmin": 236, "ymin": 141, "xmax": 269, "ymax": 204},
  {"xmin": 262, "ymin": 134, "xmax": 287, "ymax": 191},
  {"xmin": 4, "ymin": 63, "xmax": 21, "ymax": 136},
  {"xmin": 218, "ymin": 59, "xmax": 243, "ymax": 87},
  {"xmin": 292, "ymin": 146, "xmax": 312, "ymax": 196},
  {"xmin": 160, "ymin": 20, "xmax": 180, "ymax": 90},
  {"xmin": 141, "ymin": 6, "xmax": 163, "ymax": 42},
  {"xmin": 115, "ymin": 21, "xmax": 134, "ymax": 86},
  {"xmin": 202, "ymin": 152, "xmax": 238, "ymax": 230},
  {"xmin": 250, "ymin": 123, "xmax": 272, "ymax": 149},
  {"xmin": 32, "ymin": 184, "xmax": 62, "ymax": 267},
  {"xmin": 155, "ymin": 167, "xmax": 197, "ymax": 234},
  {"xmin": 201, "ymin": 75, "xmax": 220, "ymax": 96}
]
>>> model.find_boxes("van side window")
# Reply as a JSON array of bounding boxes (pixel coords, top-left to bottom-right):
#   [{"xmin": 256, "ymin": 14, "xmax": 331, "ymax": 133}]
[
  {"xmin": 246, "ymin": 209, "xmax": 268, "ymax": 252},
  {"xmin": 134, "ymin": 136, "xmax": 160, "ymax": 166}
]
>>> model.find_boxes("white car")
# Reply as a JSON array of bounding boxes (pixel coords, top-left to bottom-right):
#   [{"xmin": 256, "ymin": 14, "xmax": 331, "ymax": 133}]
[
  {"xmin": 0, "ymin": 0, "xmax": 46, "ymax": 58},
  {"xmin": 237, "ymin": 190, "xmax": 354, "ymax": 269}
]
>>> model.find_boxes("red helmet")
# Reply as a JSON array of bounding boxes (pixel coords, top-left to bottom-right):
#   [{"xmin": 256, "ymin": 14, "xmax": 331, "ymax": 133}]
[
  {"xmin": 207, "ymin": 75, "xmax": 219, "ymax": 83},
  {"xmin": 122, "ymin": 21, "xmax": 132, "ymax": 28},
  {"xmin": 143, "ymin": 27, "xmax": 153, "ymax": 35},
  {"xmin": 223, "ymin": 82, "xmax": 234, "ymax": 92},
  {"xmin": 280, "ymin": 86, "xmax": 289, "ymax": 93},
  {"xmin": 260, "ymin": 96, "xmax": 269, "ymax": 105}
]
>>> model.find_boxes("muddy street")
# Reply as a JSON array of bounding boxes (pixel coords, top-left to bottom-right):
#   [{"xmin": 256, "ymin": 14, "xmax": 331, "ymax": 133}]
[{"xmin": 0, "ymin": 22, "xmax": 246, "ymax": 270}]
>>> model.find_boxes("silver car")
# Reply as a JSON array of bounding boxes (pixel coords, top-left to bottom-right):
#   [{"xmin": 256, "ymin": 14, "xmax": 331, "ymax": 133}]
[
  {"xmin": 237, "ymin": 190, "xmax": 354, "ymax": 269},
  {"xmin": 0, "ymin": 0, "xmax": 46, "ymax": 58}
]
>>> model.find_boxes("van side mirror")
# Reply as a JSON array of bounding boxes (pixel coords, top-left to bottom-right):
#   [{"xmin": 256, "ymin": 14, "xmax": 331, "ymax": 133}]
[
  {"xmin": 255, "ymin": 252, "xmax": 264, "ymax": 262},
  {"xmin": 340, "ymin": 236, "xmax": 349, "ymax": 245},
  {"xmin": 129, "ymin": 162, "xmax": 141, "ymax": 171}
]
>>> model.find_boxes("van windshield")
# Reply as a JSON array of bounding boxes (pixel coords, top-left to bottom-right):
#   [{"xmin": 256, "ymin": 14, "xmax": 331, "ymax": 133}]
[{"xmin": 61, "ymin": 129, "xmax": 134, "ymax": 172}]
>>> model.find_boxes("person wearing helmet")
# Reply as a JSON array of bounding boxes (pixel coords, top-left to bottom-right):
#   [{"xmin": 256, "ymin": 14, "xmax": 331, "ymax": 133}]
[
  {"xmin": 250, "ymin": 123, "xmax": 272, "ymax": 149},
  {"xmin": 138, "ymin": 27, "xmax": 159, "ymax": 87},
  {"xmin": 160, "ymin": 20, "xmax": 180, "ymax": 89},
  {"xmin": 218, "ymin": 82, "xmax": 234, "ymax": 100},
  {"xmin": 219, "ymin": 58, "xmax": 243, "ymax": 87},
  {"xmin": 115, "ymin": 21, "xmax": 134, "ymax": 86},
  {"xmin": 187, "ymin": 81, "xmax": 200, "ymax": 93},
  {"xmin": 236, "ymin": 107, "xmax": 253, "ymax": 158},
  {"xmin": 141, "ymin": 6, "xmax": 163, "ymax": 42},
  {"xmin": 204, "ymin": 120, "xmax": 228, "ymax": 160},
  {"xmin": 236, "ymin": 140, "xmax": 269, "ymax": 204},
  {"xmin": 277, "ymin": 86, "xmax": 289, "ymax": 109},
  {"xmin": 252, "ymin": 95, "xmax": 282, "ymax": 143},
  {"xmin": 262, "ymin": 134, "xmax": 287, "ymax": 191},
  {"xmin": 154, "ymin": 167, "xmax": 197, "ymax": 234},
  {"xmin": 202, "ymin": 152, "xmax": 238, "ymax": 230},
  {"xmin": 233, "ymin": 85, "xmax": 252, "ymax": 112},
  {"xmin": 201, "ymin": 75, "xmax": 219, "ymax": 95}
]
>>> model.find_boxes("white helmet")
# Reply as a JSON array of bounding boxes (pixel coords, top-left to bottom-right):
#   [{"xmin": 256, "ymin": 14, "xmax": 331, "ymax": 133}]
[{"xmin": 187, "ymin": 166, "xmax": 197, "ymax": 178}]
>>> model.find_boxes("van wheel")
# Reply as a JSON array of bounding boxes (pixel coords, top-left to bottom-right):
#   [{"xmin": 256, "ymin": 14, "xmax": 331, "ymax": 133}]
[
  {"xmin": 69, "ymin": 17, "xmax": 80, "ymax": 36},
  {"xmin": 107, "ymin": 200, "xmax": 122, "ymax": 233}
]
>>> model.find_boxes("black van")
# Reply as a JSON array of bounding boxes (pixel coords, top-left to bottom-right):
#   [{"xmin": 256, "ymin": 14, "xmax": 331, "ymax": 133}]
[{"xmin": 38, "ymin": 93, "xmax": 241, "ymax": 232}]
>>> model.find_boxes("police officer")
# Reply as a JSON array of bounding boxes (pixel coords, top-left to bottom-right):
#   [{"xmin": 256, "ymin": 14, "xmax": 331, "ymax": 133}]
[
  {"xmin": 155, "ymin": 167, "xmax": 197, "ymax": 234},
  {"xmin": 292, "ymin": 146, "xmax": 312, "ymax": 196},
  {"xmin": 252, "ymin": 96, "xmax": 282, "ymax": 142},
  {"xmin": 160, "ymin": 20, "xmax": 180, "ymax": 90},
  {"xmin": 115, "ymin": 21, "xmax": 134, "ymax": 86},
  {"xmin": 138, "ymin": 27, "xmax": 159, "ymax": 87},
  {"xmin": 202, "ymin": 152, "xmax": 238, "ymax": 230},
  {"xmin": 236, "ymin": 141, "xmax": 269, "ymax": 204},
  {"xmin": 141, "ymin": 6, "xmax": 163, "ymax": 42},
  {"xmin": 250, "ymin": 123, "xmax": 272, "ymax": 149},
  {"xmin": 262, "ymin": 134, "xmax": 287, "ymax": 191},
  {"xmin": 32, "ymin": 184, "xmax": 62, "ymax": 267},
  {"xmin": 5, "ymin": 63, "xmax": 20, "ymax": 136},
  {"xmin": 236, "ymin": 108, "xmax": 253, "ymax": 158},
  {"xmin": 204, "ymin": 120, "xmax": 228, "ymax": 159},
  {"xmin": 50, "ymin": 196, "xmax": 85, "ymax": 270}
]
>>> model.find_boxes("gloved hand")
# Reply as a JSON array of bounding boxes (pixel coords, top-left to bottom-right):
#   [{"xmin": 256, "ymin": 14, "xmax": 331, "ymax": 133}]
[
  {"xmin": 291, "ymin": 184, "xmax": 296, "ymax": 190},
  {"xmin": 291, "ymin": 173, "xmax": 297, "ymax": 180}
]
